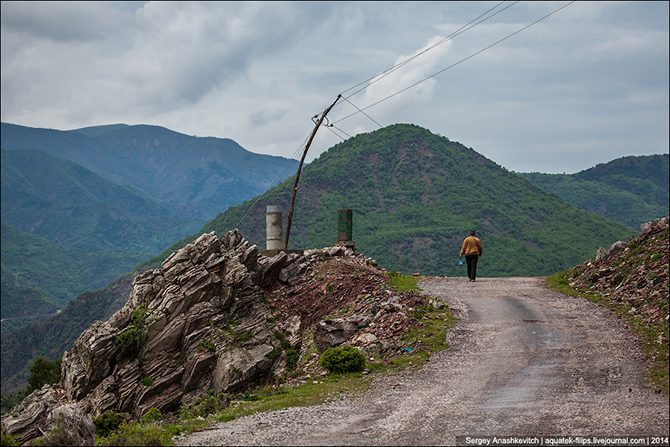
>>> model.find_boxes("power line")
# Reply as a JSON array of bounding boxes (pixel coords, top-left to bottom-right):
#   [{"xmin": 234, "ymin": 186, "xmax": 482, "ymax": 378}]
[
  {"xmin": 332, "ymin": 1, "xmax": 575, "ymax": 125},
  {"xmin": 341, "ymin": 96, "xmax": 384, "ymax": 128},
  {"xmin": 325, "ymin": 124, "xmax": 347, "ymax": 141},
  {"xmin": 338, "ymin": 1, "xmax": 517, "ymax": 100},
  {"xmin": 332, "ymin": 124, "xmax": 353, "ymax": 139}
]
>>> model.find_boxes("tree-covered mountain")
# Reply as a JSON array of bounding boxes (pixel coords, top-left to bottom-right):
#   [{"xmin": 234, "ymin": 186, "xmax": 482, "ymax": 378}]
[
  {"xmin": 202, "ymin": 124, "xmax": 634, "ymax": 277},
  {"xmin": 520, "ymin": 154, "xmax": 669, "ymax": 230},
  {"xmin": 0, "ymin": 148, "xmax": 196, "ymax": 325},
  {"xmin": 1, "ymin": 122, "xmax": 299, "ymax": 220},
  {"xmin": 1, "ymin": 149, "xmax": 195, "ymax": 252},
  {"xmin": 1, "ymin": 275, "xmax": 132, "ymax": 393}
]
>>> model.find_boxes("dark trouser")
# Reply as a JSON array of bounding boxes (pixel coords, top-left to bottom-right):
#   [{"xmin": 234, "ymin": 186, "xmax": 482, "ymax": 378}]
[{"xmin": 465, "ymin": 255, "xmax": 479, "ymax": 280}]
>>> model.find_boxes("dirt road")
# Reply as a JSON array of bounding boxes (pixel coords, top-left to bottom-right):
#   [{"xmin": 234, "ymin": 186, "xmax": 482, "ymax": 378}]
[{"xmin": 175, "ymin": 277, "xmax": 669, "ymax": 446}]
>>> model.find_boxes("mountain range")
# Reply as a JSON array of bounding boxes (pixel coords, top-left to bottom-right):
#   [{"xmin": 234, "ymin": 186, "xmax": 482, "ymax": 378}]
[{"xmin": 1, "ymin": 122, "xmax": 299, "ymax": 221}]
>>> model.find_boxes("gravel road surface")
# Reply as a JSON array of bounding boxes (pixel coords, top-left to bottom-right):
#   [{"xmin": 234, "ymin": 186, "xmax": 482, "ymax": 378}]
[{"xmin": 175, "ymin": 277, "xmax": 669, "ymax": 446}]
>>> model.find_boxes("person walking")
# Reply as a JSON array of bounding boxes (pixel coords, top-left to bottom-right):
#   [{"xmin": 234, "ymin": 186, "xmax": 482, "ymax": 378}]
[{"xmin": 459, "ymin": 230, "xmax": 483, "ymax": 282}]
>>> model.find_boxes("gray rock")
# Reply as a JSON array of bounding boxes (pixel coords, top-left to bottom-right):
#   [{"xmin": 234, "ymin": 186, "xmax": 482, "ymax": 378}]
[
  {"xmin": 314, "ymin": 315, "xmax": 371, "ymax": 352},
  {"xmin": 0, "ymin": 385, "xmax": 65, "ymax": 444},
  {"xmin": 42, "ymin": 403, "xmax": 96, "ymax": 446},
  {"xmin": 641, "ymin": 216, "xmax": 669, "ymax": 234}
]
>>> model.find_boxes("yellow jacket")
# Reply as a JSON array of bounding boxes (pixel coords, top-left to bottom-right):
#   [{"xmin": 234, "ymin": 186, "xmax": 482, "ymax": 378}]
[{"xmin": 460, "ymin": 236, "xmax": 483, "ymax": 257}]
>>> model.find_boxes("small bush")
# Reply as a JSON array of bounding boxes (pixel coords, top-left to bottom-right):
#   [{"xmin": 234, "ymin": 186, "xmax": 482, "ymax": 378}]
[
  {"xmin": 115, "ymin": 327, "xmax": 145, "ymax": 355},
  {"xmin": 139, "ymin": 407, "xmax": 162, "ymax": 424},
  {"xmin": 286, "ymin": 348, "xmax": 300, "ymax": 370},
  {"xmin": 93, "ymin": 410, "xmax": 128, "ymax": 437},
  {"xmin": 141, "ymin": 376, "xmax": 154, "ymax": 387},
  {"xmin": 96, "ymin": 423, "xmax": 164, "ymax": 446},
  {"xmin": 26, "ymin": 357, "xmax": 62, "ymax": 394},
  {"xmin": 180, "ymin": 391, "xmax": 229, "ymax": 419},
  {"xmin": 274, "ymin": 331, "xmax": 290, "ymax": 350},
  {"xmin": 320, "ymin": 346, "xmax": 366, "ymax": 374},
  {"xmin": 115, "ymin": 307, "xmax": 150, "ymax": 356}
]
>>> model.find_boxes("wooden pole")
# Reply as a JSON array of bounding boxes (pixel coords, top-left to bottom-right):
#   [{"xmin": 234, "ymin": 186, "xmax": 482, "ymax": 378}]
[{"xmin": 284, "ymin": 94, "xmax": 341, "ymax": 250}]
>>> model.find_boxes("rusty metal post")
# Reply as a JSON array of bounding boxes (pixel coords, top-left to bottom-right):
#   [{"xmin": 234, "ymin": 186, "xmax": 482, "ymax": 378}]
[{"xmin": 337, "ymin": 209, "xmax": 353, "ymax": 243}]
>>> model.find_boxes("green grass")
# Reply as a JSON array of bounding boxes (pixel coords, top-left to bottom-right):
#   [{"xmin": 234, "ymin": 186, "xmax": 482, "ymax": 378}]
[
  {"xmin": 546, "ymin": 271, "xmax": 669, "ymax": 395},
  {"xmin": 387, "ymin": 272, "xmax": 419, "ymax": 292}
]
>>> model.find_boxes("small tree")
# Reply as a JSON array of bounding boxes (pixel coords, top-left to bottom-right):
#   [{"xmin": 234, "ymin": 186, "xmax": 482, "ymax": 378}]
[{"xmin": 27, "ymin": 357, "xmax": 61, "ymax": 393}]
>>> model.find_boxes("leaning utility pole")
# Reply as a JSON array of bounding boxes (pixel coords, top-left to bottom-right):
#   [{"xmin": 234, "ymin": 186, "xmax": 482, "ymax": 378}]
[{"xmin": 284, "ymin": 94, "xmax": 341, "ymax": 250}]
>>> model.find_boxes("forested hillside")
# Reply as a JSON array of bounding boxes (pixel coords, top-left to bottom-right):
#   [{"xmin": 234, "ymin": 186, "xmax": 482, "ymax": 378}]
[
  {"xmin": 0, "ymin": 149, "xmax": 195, "ymax": 324},
  {"xmin": 521, "ymin": 154, "xmax": 669, "ymax": 229}
]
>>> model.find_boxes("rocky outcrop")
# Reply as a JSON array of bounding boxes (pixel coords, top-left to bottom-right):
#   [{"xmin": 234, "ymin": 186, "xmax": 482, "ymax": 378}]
[
  {"xmin": 569, "ymin": 216, "xmax": 669, "ymax": 326},
  {"xmin": 58, "ymin": 230, "xmax": 284, "ymax": 419},
  {"xmin": 2, "ymin": 230, "xmax": 284, "ymax": 442},
  {"xmin": 1, "ymin": 230, "xmax": 430, "ymax": 444}
]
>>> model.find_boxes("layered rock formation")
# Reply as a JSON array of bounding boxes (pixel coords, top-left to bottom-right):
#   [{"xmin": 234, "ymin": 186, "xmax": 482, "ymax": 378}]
[{"xmin": 2, "ymin": 230, "xmax": 429, "ymax": 444}]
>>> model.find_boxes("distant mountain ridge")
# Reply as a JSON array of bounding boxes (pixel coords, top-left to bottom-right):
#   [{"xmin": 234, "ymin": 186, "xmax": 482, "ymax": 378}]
[
  {"xmin": 1, "ymin": 122, "xmax": 299, "ymax": 220},
  {"xmin": 520, "ymin": 154, "xmax": 669, "ymax": 229}
]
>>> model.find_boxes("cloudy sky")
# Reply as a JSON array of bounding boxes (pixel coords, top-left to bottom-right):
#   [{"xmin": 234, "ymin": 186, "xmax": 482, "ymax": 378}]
[{"xmin": 1, "ymin": 1, "xmax": 668, "ymax": 173}]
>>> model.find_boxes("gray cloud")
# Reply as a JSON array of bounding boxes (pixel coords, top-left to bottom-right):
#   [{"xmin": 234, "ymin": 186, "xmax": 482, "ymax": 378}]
[{"xmin": 1, "ymin": 1, "xmax": 668, "ymax": 173}]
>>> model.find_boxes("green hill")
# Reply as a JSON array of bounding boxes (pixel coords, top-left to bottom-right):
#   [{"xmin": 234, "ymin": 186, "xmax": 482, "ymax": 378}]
[
  {"xmin": 520, "ymin": 154, "xmax": 669, "ymax": 229},
  {"xmin": 0, "ymin": 148, "xmax": 199, "ymax": 324},
  {"xmin": 0, "ymin": 275, "xmax": 133, "ymax": 393},
  {"xmin": 202, "ymin": 124, "xmax": 634, "ymax": 277}
]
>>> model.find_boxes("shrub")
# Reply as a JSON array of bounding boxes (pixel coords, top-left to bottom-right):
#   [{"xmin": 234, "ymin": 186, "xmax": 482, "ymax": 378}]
[
  {"xmin": 139, "ymin": 407, "xmax": 162, "ymax": 424},
  {"xmin": 95, "ymin": 423, "xmax": 164, "ymax": 446},
  {"xmin": 93, "ymin": 410, "xmax": 128, "ymax": 437},
  {"xmin": 27, "ymin": 357, "xmax": 62, "ymax": 393},
  {"xmin": 285, "ymin": 348, "xmax": 300, "ymax": 370},
  {"xmin": 115, "ymin": 307, "xmax": 150, "ymax": 356},
  {"xmin": 141, "ymin": 376, "xmax": 154, "ymax": 387},
  {"xmin": 200, "ymin": 340, "xmax": 216, "ymax": 352},
  {"xmin": 115, "ymin": 327, "xmax": 145, "ymax": 354},
  {"xmin": 180, "ymin": 391, "xmax": 229, "ymax": 419},
  {"xmin": 319, "ymin": 346, "xmax": 366, "ymax": 374}
]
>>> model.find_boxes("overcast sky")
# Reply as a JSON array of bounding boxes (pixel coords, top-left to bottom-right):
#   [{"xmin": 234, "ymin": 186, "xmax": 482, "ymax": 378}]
[{"xmin": 1, "ymin": 1, "xmax": 668, "ymax": 173}]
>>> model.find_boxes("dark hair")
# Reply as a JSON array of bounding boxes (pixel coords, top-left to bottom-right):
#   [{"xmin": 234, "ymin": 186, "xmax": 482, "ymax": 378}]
[{"xmin": 469, "ymin": 230, "xmax": 476, "ymax": 236}]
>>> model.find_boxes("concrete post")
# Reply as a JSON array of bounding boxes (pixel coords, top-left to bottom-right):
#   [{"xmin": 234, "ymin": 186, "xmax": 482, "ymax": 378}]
[{"xmin": 266, "ymin": 205, "xmax": 283, "ymax": 250}]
